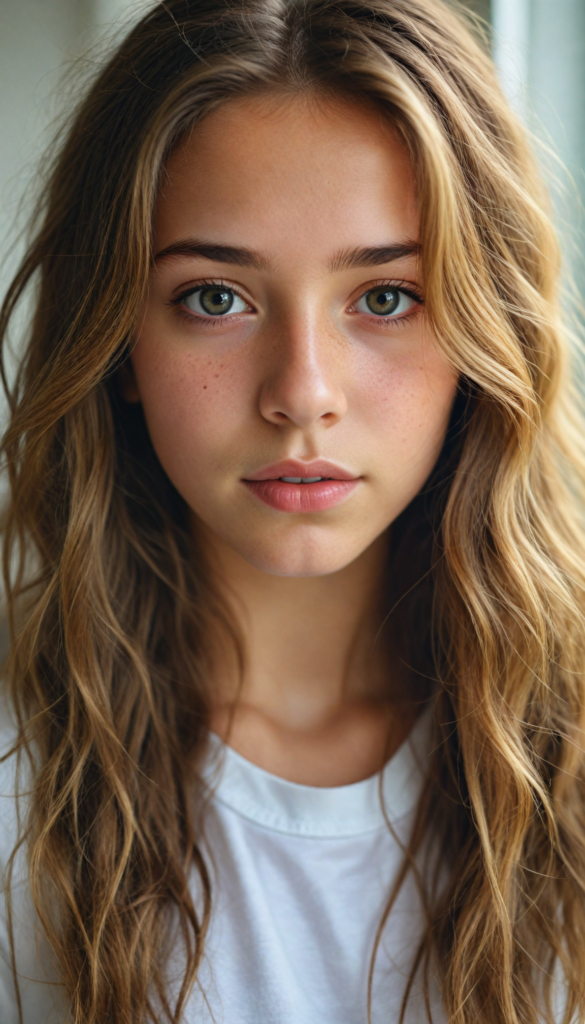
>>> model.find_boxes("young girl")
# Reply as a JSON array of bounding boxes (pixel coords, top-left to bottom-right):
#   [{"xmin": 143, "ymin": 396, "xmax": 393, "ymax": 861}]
[{"xmin": 1, "ymin": 0, "xmax": 585, "ymax": 1021}]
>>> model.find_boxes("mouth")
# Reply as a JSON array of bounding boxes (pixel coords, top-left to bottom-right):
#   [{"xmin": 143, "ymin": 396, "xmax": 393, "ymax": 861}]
[
  {"xmin": 244, "ymin": 459, "xmax": 358, "ymax": 483},
  {"xmin": 276, "ymin": 475, "xmax": 332, "ymax": 484},
  {"xmin": 243, "ymin": 460, "xmax": 360, "ymax": 513}
]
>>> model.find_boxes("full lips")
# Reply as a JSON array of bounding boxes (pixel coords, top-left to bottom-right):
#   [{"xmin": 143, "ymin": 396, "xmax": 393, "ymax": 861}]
[{"xmin": 244, "ymin": 478, "xmax": 359, "ymax": 513}]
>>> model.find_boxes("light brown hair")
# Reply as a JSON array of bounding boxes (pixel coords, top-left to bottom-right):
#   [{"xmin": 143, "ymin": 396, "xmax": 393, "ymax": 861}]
[{"xmin": 2, "ymin": 0, "xmax": 585, "ymax": 1021}]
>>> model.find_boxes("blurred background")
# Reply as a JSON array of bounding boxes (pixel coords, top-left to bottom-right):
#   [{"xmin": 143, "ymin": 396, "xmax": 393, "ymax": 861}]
[{"xmin": 0, "ymin": 0, "xmax": 584, "ymax": 330}]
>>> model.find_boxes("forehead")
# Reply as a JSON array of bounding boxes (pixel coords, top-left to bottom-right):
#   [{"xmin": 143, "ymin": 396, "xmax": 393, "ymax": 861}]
[{"xmin": 154, "ymin": 92, "xmax": 419, "ymax": 264}]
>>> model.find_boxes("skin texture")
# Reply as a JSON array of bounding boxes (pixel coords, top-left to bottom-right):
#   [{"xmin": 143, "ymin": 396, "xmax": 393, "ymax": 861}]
[{"xmin": 126, "ymin": 93, "xmax": 458, "ymax": 784}]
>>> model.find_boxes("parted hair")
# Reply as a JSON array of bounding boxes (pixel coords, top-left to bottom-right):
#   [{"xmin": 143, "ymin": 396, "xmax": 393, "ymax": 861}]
[{"xmin": 2, "ymin": 0, "xmax": 585, "ymax": 1021}]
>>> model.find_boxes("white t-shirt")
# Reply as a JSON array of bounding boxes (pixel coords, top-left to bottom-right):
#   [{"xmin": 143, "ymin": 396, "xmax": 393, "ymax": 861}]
[{"xmin": 0, "ymin": 712, "xmax": 444, "ymax": 1023}]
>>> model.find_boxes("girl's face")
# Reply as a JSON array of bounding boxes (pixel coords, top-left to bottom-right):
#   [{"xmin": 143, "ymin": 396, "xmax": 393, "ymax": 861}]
[{"xmin": 130, "ymin": 93, "xmax": 457, "ymax": 576}]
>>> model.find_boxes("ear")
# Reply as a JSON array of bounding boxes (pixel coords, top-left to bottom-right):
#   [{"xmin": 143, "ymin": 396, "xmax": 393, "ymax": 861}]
[{"xmin": 117, "ymin": 358, "xmax": 141, "ymax": 403}]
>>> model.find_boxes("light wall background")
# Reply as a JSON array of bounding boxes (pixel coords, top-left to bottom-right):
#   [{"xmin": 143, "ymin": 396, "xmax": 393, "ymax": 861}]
[
  {"xmin": 0, "ymin": 0, "xmax": 152, "ymax": 308},
  {"xmin": 492, "ymin": 0, "xmax": 585, "ymax": 293},
  {"xmin": 0, "ymin": 0, "xmax": 584, "ymax": 322}
]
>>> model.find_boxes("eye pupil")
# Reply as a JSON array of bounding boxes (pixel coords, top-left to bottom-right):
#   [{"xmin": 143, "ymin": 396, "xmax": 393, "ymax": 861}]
[
  {"xmin": 366, "ymin": 288, "xmax": 400, "ymax": 316},
  {"xmin": 200, "ymin": 287, "xmax": 234, "ymax": 315}
]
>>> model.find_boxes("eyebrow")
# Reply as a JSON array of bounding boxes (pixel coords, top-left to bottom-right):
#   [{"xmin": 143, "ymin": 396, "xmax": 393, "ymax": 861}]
[
  {"xmin": 328, "ymin": 241, "xmax": 421, "ymax": 272},
  {"xmin": 153, "ymin": 238, "xmax": 421, "ymax": 272},
  {"xmin": 153, "ymin": 239, "xmax": 271, "ymax": 270}
]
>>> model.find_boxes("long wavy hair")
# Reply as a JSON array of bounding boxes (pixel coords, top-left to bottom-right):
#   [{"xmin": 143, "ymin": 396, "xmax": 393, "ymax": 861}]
[{"xmin": 2, "ymin": 0, "xmax": 585, "ymax": 1021}]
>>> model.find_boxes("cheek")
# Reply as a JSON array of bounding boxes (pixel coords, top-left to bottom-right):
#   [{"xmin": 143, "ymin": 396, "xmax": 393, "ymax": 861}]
[
  {"xmin": 352, "ymin": 340, "xmax": 456, "ymax": 468},
  {"xmin": 129, "ymin": 342, "xmax": 247, "ymax": 477}
]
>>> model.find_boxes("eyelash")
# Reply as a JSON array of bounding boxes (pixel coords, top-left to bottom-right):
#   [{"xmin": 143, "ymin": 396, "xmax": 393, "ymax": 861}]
[
  {"xmin": 170, "ymin": 278, "xmax": 251, "ymax": 328},
  {"xmin": 350, "ymin": 280, "xmax": 423, "ymax": 328},
  {"xmin": 171, "ymin": 278, "xmax": 424, "ymax": 329}
]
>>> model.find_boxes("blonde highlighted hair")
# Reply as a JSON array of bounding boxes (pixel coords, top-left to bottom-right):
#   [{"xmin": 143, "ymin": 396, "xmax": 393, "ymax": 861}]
[{"xmin": 2, "ymin": 0, "xmax": 585, "ymax": 1021}]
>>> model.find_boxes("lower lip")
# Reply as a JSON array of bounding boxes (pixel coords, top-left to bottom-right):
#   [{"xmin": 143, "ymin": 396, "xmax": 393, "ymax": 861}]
[{"xmin": 244, "ymin": 479, "xmax": 359, "ymax": 513}]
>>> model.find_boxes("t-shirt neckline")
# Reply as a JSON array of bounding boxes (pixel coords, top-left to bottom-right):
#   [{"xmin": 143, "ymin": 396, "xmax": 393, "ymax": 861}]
[{"xmin": 204, "ymin": 708, "xmax": 431, "ymax": 839}]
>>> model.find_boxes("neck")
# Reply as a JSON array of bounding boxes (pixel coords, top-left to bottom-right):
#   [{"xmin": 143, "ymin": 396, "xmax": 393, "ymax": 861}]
[{"xmin": 200, "ymin": 525, "xmax": 415, "ymax": 784}]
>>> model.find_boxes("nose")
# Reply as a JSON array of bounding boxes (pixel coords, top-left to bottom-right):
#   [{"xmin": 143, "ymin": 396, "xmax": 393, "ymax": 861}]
[{"xmin": 258, "ymin": 314, "xmax": 348, "ymax": 429}]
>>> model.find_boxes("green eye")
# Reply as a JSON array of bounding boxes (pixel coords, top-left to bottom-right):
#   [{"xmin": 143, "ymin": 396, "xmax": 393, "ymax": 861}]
[
  {"xmin": 366, "ymin": 288, "xmax": 399, "ymax": 315},
  {"xmin": 355, "ymin": 287, "xmax": 418, "ymax": 318},
  {"xmin": 199, "ymin": 287, "xmax": 233, "ymax": 315},
  {"xmin": 183, "ymin": 285, "xmax": 248, "ymax": 317}
]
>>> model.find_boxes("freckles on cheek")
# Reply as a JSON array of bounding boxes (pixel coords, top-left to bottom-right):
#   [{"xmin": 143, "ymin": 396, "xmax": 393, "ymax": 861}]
[
  {"xmin": 136, "ymin": 347, "xmax": 236, "ymax": 405},
  {"xmin": 133, "ymin": 348, "xmax": 246, "ymax": 460},
  {"xmin": 355, "ymin": 358, "xmax": 422, "ymax": 420},
  {"xmin": 355, "ymin": 352, "xmax": 453, "ymax": 453}
]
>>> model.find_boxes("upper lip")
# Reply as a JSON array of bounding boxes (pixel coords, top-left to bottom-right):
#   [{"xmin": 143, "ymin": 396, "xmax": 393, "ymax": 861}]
[{"xmin": 244, "ymin": 459, "xmax": 360, "ymax": 482}]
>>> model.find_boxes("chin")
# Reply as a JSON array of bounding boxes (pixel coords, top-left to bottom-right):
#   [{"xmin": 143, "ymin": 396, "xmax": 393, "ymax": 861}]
[{"xmin": 233, "ymin": 533, "xmax": 364, "ymax": 578}]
